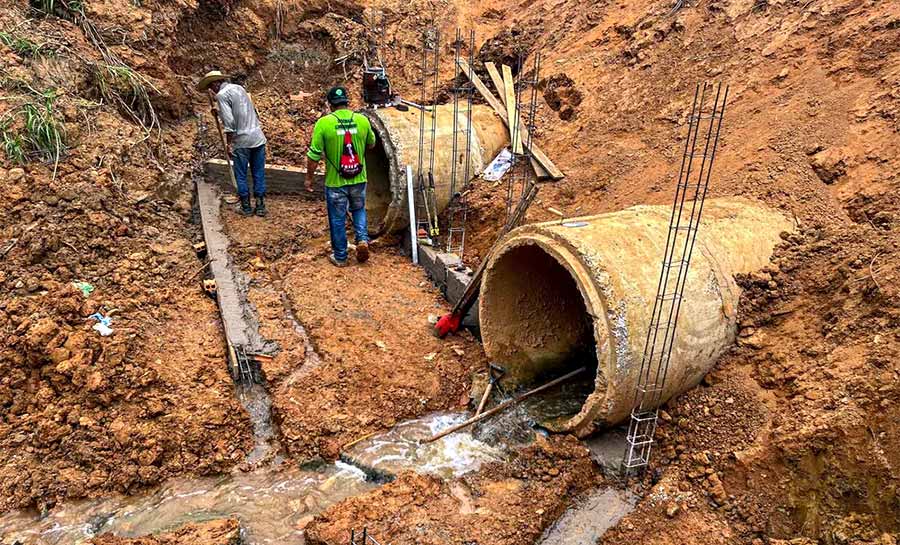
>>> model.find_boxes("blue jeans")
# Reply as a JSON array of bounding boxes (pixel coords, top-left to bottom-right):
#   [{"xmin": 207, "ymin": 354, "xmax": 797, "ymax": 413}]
[
  {"xmin": 231, "ymin": 145, "xmax": 266, "ymax": 198},
  {"xmin": 326, "ymin": 183, "xmax": 368, "ymax": 262}
]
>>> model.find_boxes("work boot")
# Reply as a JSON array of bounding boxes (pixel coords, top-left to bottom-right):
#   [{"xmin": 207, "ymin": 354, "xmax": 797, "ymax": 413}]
[
  {"xmin": 356, "ymin": 241, "xmax": 369, "ymax": 263},
  {"xmin": 329, "ymin": 255, "xmax": 348, "ymax": 268},
  {"xmin": 254, "ymin": 196, "xmax": 267, "ymax": 217},
  {"xmin": 239, "ymin": 196, "xmax": 253, "ymax": 216}
]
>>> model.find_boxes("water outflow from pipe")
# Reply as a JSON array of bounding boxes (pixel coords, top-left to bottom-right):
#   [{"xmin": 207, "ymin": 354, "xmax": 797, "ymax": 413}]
[
  {"xmin": 478, "ymin": 197, "xmax": 793, "ymax": 436},
  {"xmin": 0, "ymin": 413, "xmax": 502, "ymax": 545},
  {"xmin": 361, "ymin": 105, "xmax": 508, "ymax": 236}
]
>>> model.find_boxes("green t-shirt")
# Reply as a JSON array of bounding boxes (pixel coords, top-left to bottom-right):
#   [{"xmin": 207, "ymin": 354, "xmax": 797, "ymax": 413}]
[{"xmin": 307, "ymin": 109, "xmax": 376, "ymax": 188}]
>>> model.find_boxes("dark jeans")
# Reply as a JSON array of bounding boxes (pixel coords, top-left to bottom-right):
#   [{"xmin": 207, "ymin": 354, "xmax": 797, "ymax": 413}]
[
  {"xmin": 231, "ymin": 145, "xmax": 266, "ymax": 198},
  {"xmin": 326, "ymin": 183, "xmax": 368, "ymax": 262}
]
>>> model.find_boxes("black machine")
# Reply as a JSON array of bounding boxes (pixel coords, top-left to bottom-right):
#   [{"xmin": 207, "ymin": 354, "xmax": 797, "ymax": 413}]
[{"xmin": 362, "ymin": 65, "xmax": 393, "ymax": 107}]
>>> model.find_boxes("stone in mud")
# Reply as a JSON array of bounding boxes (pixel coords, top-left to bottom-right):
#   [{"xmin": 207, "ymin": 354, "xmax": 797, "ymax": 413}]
[
  {"xmin": 90, "ymin": 518, "xmax": 243, "ymax": 545},
  {"xmin": 8, "ymin": 168, "xmax": 25, "ymax": 182},
  {"xmin": 810, "ymin": 148, "xmax": 848, "ymax": 184}
]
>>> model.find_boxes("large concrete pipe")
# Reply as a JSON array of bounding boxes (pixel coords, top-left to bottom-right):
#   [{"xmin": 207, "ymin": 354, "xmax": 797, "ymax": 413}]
[
  {"xmin": 478, "ymin": 197, "xmax": 792, "ymax": 436},
  {"xmin": 361, "ymin": 105, "xmax": 508, "ymax": 236}
]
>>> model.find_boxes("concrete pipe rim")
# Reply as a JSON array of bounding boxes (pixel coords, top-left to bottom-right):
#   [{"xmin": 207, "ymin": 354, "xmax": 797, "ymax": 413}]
[
  {"xmin": 479, "ymin": 232, "xmax": 612, "ymax": 436},
  {"xmin": 360, "ymin": 110, "xmax": 402, "ymax": 239}
]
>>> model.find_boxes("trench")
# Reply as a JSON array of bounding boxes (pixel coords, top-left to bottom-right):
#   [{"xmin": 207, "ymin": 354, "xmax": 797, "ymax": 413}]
[
  {"xmin": 0, "ymin": 184, "xmax": 507, "ymax": 545},
  {"xmin": 0, "ymin": 410, "xmax": 505, "ymax": 545}
]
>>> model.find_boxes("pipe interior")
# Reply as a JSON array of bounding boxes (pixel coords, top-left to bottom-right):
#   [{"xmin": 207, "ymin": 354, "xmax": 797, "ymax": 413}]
[
  {"xmin": 485, "ymin": 243, "xmax": 598, "ymax": 416},
  {"xmin": 364, "ymin": 134, "xmax": 392, "ymax": 236}
]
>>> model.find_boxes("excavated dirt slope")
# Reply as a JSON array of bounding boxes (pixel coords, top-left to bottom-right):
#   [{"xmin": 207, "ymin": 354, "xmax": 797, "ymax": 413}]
[{"xmin": 1, "ymin": 0, "xmax": 898, "ymax": 542}]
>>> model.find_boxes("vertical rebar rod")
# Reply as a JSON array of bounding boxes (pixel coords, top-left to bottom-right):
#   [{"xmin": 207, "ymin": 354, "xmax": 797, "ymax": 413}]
[
  {"xmin": 624, "ymin": 82, "xmax": 728, "ymax": 473},
  {"xmin": 449, "ymin": 28, "xmax": 461, "ymax": 200},
  {"xmin": 652, "ymin": 84, "xmax": 729, "ymax": 405},
  {"xmin": 428, "ymin": 28, "xmax": 440, "ymax": 177}
]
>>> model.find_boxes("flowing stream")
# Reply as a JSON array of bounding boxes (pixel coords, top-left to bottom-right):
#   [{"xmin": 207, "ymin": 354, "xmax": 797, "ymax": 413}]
[{"xmin": 0, "ymin": 413, "xmax": 502, "ymax": 545}]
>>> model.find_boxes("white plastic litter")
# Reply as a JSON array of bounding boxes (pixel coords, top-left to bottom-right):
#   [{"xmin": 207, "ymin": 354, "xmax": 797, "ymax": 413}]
[
  {"xmin": 92, "ymin": 322, "xmax": 113, "ymax": 336},
  {"xmin": 482, "ymin": 148, "xmax": 513, "ymax": 181}
]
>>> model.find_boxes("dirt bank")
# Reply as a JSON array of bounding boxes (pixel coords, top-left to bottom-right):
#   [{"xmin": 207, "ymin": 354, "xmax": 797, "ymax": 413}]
[
  {"xmin": 305, "ymin": 435, "xmax": 602, "ymax": 544},
  {"xmin": 91, "ymin": 518, "xmax": 241, "ymax": 545}
]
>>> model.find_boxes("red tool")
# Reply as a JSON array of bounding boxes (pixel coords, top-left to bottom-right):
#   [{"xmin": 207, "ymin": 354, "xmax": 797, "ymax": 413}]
[{"xmin": 434, "ymin": 181, "xmax": 539, "ymax": 338}]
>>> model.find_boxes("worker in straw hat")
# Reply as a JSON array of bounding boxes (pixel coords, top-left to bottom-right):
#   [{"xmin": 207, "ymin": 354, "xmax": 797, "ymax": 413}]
[{"xmin": 197, "ymin": 70, "xmax": 268, "ymax": 217}]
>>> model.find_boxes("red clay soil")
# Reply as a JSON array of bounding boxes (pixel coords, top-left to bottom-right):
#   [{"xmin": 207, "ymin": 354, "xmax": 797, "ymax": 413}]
[
  {"xmin": 91, "ymin": 518, "xmax": 241, "ymax": 545},
  {"xmin": 0, "ymin": 3, "xmax": 260, "ymax": 512},
  {"xmin": 2, "ymin": 0, "xmax": 900, "ymax": 542},
  {"xmin": 222, "ymin": 197, "xmax": 488, "ymax": 461},
  {"xmin": 305, "ymin": 435, "xmax": 603, "ymax": 545}
]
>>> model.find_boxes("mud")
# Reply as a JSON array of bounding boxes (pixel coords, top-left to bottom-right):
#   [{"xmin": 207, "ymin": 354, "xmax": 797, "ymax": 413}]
[{"xmin": 1, "ymin": 0, "xmax": 898, "ymax": 542}]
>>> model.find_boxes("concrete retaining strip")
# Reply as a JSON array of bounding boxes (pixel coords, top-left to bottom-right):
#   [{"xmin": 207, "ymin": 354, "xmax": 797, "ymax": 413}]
[{"xmin": 204, "ymin": 159, "xmax": 325, "ymax": 199}]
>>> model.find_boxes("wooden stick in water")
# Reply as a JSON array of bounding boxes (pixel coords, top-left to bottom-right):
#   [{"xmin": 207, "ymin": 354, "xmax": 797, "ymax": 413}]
[{"xmin": 423, "ymin": 366, "xmax": 587, "ymax": 444}]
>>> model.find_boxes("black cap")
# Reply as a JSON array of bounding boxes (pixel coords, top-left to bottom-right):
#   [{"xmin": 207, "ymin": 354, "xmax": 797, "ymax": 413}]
[{"xmin": 326, "ymin": 86, "xmax": 350, "ymax": 105}]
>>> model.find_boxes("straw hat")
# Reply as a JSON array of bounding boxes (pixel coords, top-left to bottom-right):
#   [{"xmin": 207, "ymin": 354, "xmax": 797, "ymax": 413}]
[{"xmin": 196, "ymin": 70, "xmax": 229, "ymax": 91}]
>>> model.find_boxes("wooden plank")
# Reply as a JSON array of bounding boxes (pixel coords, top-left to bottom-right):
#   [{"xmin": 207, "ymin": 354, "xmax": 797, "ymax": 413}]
[
  {"xmin": 204, "ymin": 159, "xmax": 325, "ymax": 199},
  {"xmin": 502, "ymin": 64, "xmax": 523, "ymax": 154},
  {"xmin": 458, "ymin": 59, "xmax": 564, "ymax": 180},
  {"xmin": 484, "ymin": 62, "xmax": 505, "ymax": 105},
  {"xmin": 485, "ymin": 62, "xmax": 547, "ymax": 178}
]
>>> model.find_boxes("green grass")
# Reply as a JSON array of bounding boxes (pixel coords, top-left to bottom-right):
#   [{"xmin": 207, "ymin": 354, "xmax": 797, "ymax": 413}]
[
  {"xmin": 29, "ymin": 0, "xmax": 84, "ymax": 18},
  {"xmin": 0, "ymin": 31, "xmax": 55, "ymax": 58},
  {"xmin": 0, "ymin": 126, "xmax": 27, "ymax": 165},
  {"xmin": 22, "ymin": 91, "xmax": 65, "ymax": 162},
  {"xmin": 0, "ymin": 90, "xmax": 66, "ymax": 167},
  {"xmin": 91, "ymin": 62, "xmax": 158, "ymax": 129}
]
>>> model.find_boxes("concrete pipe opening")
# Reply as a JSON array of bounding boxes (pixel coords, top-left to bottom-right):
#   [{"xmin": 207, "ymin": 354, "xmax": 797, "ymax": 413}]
[
  {"xmin": 361, "ymin": 105, "xmax": 508, "ymax": 237},
  {"xmin": 479, "ymin": 198, "xmax": 794, "ymax": 437},
  {"xmin": 480, "ymin": 242, "xmax": 602, "ymax": 423}
]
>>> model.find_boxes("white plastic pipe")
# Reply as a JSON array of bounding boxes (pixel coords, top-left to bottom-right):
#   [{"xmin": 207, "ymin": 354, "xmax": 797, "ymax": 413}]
[{"xmin": 406, "ymin": 165, "xmax": 418, "ymax": 265}]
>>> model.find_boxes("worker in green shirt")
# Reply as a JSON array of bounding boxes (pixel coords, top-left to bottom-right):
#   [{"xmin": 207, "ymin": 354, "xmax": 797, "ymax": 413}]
[{"xmin": 305, "ymin": 86, "xmax": 376, "ymax": 267}]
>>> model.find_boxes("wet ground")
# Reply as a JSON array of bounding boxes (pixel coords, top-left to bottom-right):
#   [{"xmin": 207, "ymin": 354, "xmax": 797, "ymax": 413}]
[{"xmin": 0, "ymin": 412, "xmax": 506, "ymax": 545}]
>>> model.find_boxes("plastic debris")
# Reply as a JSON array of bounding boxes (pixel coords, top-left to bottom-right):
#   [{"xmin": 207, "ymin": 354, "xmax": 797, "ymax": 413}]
[
  {"xmin": 92, "ymin": 322, "xmax": 114, "ymax": 336},
  {"xmin": 72, "ymin": 281, "xmax": 94, "ymax": 297},
  {"xmin": 482, "ymin": 148, "xmax": 513, "ymax": 182},
  {"xmin": 89, "ymin": 313, "xmax": 113, "ymax": 336}
]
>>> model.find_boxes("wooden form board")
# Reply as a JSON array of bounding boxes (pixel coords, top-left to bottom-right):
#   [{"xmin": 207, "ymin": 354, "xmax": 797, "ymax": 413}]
[
  {"xmin": 458, "ymin": 59, "xmax": 564, "ymax": 180},
  {"xmin": 485, "ymin": 62, "xmax": 546, "ymax": 178},
  {"xmin": 204, "ymin": 159, "xmax": 325, "ymax": 199},
  {"xmin": 196, "ymin": 180, "xmax": 251, "ymax": 350},
  {"xmin": 502, "ymin": 64, "xmax": 524, "ymax": 154}
]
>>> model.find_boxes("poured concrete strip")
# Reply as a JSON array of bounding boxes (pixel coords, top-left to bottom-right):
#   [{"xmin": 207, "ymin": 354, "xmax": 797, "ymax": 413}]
[
  {"xmin": 414, "ymin": 244, "xmax": 478, "ymax": 328},
  {"xmin": 196, "ymin": 179, "xmax": 251, "ymax": 351},
  {"xmin": 479, "ymin": 197, "xmax": 793, "ymax": 435},
  {"xmin": 537, "ymin": 487, "xmax": 637, "ymax": 545},
  {"xmin": 204, "ymin": 159, "xmax": 325, "ymax": 199}
]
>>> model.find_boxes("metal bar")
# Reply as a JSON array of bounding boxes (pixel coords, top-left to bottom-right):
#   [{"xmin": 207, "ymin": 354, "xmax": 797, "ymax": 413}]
[{"xmin": 407, "ymin": 165, "xmax": 418, "ymax": 265}]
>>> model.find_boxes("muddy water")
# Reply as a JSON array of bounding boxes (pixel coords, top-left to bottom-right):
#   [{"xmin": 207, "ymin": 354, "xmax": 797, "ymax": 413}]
[
  {"xmin": 0, "ymin": 413, "xmax": 503, "ymax": 545},
  {"xmin": 344, "ymin": 413, "xmax": 504, "ymax": 479},
  {"xmin": 239, "ymin": 382, "xmax": 282, "ymax": 465},
  {"xmin": 537, "ymin": 487, "xmax": 637, "ymax": 545}
]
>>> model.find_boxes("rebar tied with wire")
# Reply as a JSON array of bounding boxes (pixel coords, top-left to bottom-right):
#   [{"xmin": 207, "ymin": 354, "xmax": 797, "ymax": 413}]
[
  {"xmin": 506, "ymin": 53, "xmax": 542, "ymax": 220},
  {"xmin": 415, "ymin": 26, "xmax": 440, "ymax": 242},
  {"xmin": 445, "ymin": 29, "xmax": 476, "ymax": 260},
  {"xmin": 623, "ymin": 82, "xmax": 729, "ymax": 474}
]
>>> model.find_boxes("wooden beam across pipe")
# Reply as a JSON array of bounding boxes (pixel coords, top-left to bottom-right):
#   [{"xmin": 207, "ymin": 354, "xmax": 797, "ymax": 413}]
[
  {"xmin": 203, "ymin": 159, "xmax": 325, "ymax": 199},
  {"xmin": 485, "ymin": 61, "xmax": 546, "ymax": 178},
  {"xmin": 457, "ymin": 59, "xmax": 563, "ymax": 180}
]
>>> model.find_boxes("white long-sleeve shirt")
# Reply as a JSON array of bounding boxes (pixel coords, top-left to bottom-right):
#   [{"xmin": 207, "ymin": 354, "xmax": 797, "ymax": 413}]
[{"xmin": 215, "ymin": 83, "xmax": 267, "ymax": 149}]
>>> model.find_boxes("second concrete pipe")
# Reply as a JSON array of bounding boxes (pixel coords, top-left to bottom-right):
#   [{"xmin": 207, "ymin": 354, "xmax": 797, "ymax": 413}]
[
  {"xmin": 478, "ymin": 198, "xmax": 792, "ymax": 436},
  {"xmin": 361, "ymin": 105, "xmax": 508, "ymax": 237}
]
